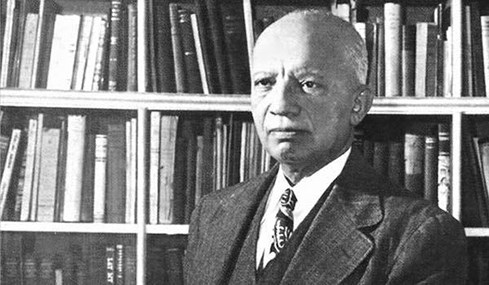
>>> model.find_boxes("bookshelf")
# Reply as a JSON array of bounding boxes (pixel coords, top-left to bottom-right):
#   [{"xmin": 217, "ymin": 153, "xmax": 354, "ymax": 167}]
[{"xmin": 1, "ymin": 0, "xmax": 489, "ymax": 284}]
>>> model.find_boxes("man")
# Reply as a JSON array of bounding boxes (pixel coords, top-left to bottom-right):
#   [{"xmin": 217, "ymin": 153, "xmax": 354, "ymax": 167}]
[{"xmin": 185, "ymin": 9, "xmax": 467, "ymax": 284}]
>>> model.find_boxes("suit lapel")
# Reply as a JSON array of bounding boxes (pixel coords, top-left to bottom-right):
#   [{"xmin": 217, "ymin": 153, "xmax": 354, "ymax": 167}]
[
  {"xmin": 283, "ymin": 151, "xmax": 384, "ymax": 284},
  {"xmin": 202, "ymin": 165, "xmax": 278, "ymax": 284}
]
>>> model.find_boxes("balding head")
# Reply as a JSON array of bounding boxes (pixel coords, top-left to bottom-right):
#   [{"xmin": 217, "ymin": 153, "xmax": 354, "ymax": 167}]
[{"xmin": 254, "ymin": 9, "xmax": 368, "ymax": 85}]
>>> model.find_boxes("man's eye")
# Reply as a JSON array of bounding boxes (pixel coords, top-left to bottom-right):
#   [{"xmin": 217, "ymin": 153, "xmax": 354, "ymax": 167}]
[
  {"xmin": 255, "ymin": 78, "xmax": 274, "ymax": 87},
  {"xmin": 301, "ymin": 81, "xmax": 319, "ymax": 92}
]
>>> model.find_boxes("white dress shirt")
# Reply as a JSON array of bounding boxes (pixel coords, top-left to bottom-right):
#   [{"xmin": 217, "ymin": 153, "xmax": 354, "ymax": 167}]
[{"xmin": 256, "ymin": 148, "xmax": 351, "ymax": 269}]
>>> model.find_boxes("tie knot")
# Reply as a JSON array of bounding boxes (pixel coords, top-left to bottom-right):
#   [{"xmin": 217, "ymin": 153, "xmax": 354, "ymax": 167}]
[{"xmin": 280, "ymin": 188, "xmax": 297, "ymax": 211}]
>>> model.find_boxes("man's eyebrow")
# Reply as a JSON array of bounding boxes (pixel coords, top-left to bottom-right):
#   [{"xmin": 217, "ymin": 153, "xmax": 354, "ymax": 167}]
[{"xmin": 252, "ymin": 71, "xmax": 277, "ymax": 78}]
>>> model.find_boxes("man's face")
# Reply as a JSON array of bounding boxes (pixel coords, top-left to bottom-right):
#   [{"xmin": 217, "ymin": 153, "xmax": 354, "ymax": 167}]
[{"xmin": 251, "ymin": 17, "xmax": 361, "ymax": 172}]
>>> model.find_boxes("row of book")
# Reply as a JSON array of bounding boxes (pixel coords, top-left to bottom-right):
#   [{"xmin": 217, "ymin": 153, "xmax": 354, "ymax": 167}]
[
  {"xmin": 1, "ymin": 232, "xmax": 186, "ymax": 285},
  {"xmin": 0, "ymin": 110, "xmax": 273, "ymax": 224},
  {"xmin": 338, "ymin": 1, "xmax": 489, "ymax": 98},
  {"xmin": 0, "ymin": 0, "xmax": 137, "ymax": 91}
]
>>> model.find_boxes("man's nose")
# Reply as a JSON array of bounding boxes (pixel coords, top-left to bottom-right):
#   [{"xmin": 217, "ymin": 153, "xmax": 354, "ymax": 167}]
[{"xmin": 268, "ymin": 80, "xmax": 301, "ymax": 117}]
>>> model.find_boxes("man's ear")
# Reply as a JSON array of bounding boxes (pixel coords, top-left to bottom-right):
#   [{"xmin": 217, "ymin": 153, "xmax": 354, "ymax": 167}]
[{"xmin": 350, "ymin": 86, "xmax": 373, "ymax": 126}]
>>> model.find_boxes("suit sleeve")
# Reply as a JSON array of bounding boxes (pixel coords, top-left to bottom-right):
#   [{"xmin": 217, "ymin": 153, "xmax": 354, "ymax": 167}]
[{"xmin": 386, "ymin": 212, "xmax": 468, "ymax": 284}]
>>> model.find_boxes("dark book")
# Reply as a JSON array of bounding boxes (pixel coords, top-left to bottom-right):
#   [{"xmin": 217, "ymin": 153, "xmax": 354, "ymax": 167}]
[
  {"xmin": 435, "ymin": 3, "xmax": 445, "ymax": 97},
  {"xmin": 23, "ymin": 253, "xmax": 38, "ymax": 285},
  {"xmin": 424, "ymin": 134, "xmax": 438, "ymax": 203},
  {"xmin": 404, "ymin": 132, "xmax": 424, "ymax": 196},
  {"xmin": 173, "ymin": 136, "xmax": 187, "ymax": 224},
  {"xmin": 124, "ymin": 245, "xmax": 136, "ymax": 285},
  {"xmin": 38, "ymin": 255, "xmax": 55, "ymax": 285},
  {"xmin": 221, "ymin": 0, "xmax": 250, "ymax": 94},
  {"xmin": 178, "ymin": 7, "xmax": 203, "ymax": 94},
  {"xmin": 461, "ymin": 123, "xmax": 489, "ymax": 227},
  {"xmin": 373, "ymin": 139, "xmax": 388, "ymax": 177},
  {"xmin": 376, "ymin": 18, "xmax": 385, "ymax": 97},
  {"xmin": 166, "ymin": 247, "xmax": 184, "ymax": 285},
  {"xmin": 54, "ymin": 116, "xmax": 67, "ymax": 222},
  {"xmin": 205, "ymin": 0, "xmax": 232, "ymax": 94},
  {"xmin": 80, "ymin": 132, "xmax": 96, "ymax": 222},
  {"xmin": 169, "ymin": 3, "xmax": 187, "ymax": 93},
  {"xmin": 469, "ymin": 1, "xmax": 486, "ymax": 97},
  {"xmin": 182, "ymin": 120, "xmax": 196, "ymax": 224},
  {"xmin": 126, "ymin": 3, "xmax": 137, "ymax": 92},
  {"xmin": 108, "ymin": 0, "xmax": 122, "ymax": 91},
  {"xmin": 401, "ymin": 24, "xmax": 415, "ymax": 97},
  {"xmin": 388, "ymin": 140, "xmax": 404, "ymax": 186},
  {"xmin": 201, "ymin": 117, "xmax": 215, "ymax": 195},
  {"xmin": 1, "ymin": 234, "xmax": 22, "ymax": 284},
  {"xmin": 365, "ymin": 22, "xmax": 377, "ymax": 95},
  {"xmin": 463, "ymin": 5, "xmax": 474, "ymax": 97},
  {"xmin": 153, "ymin": 2, "xmax": 176, "ymax": 92},
  {"xmin": 106, "ymin": 118, "xmax": 126, "ymax": 223},
  {"xmin": 227, "ymin": 116, "xmax": 242, "ymax": 186}
]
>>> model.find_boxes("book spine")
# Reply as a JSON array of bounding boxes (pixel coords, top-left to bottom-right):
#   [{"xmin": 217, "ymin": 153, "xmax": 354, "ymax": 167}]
[
  {"xmin": 127, "ymin": 118, "xmax": 137, "ymax": 223},
  {"xmin": 469, "ymin": 2, "xmax": 486, "ymax": 97},
  {"xmin": 0, "ymin": 129, "xmax": 22, "ymax": 218},
  {"xmin": 115, "ymin": 244, "xmax": 124, "ymax": 284},
  {"xmin": 20, "ymin": 117, "xmax": 38, "ymax": 221},
  {"xmin": 106, "ymin": 120, "xmax": 126, "ymax": 223},
  {"xmin": 30, "ymin": 113, "xmax": 44, "ymax": 221},
  {"xmin": 36, "ymin": 125, "xmax": 61, "ymax": 222},
  {"xmin": 401, "ymin": 24, "xmax": 415, "ymax": 97},
  {"xmin": 62, "ymin": 115, "xmax": 87, "ymax": 222},
  {"xmin": 437, "ymin": 123, "xmax": 451, "ymax": 212},
  {"xmin": 481, "ymin": 16, "xmax": 489, "ymax": 97},
  {"xmin": 424, "ymin": 135, "xmax": 438, "ymax": 203},
  {"xmin": 81, "ymin": 133, "xmax": 96, "ymax": 222},
  {"xmin": 480, "ymin": 139, "xmax": 489, "ymax": 201},
  {"xmin": 83, "ymin": 16, "xmax": 104, "ymax": 91},
  {"xmin": 54, "ymin": 117, "xmax": 68, "ymax": 222},
  {"xmin": 376, "ymin": 19, "xmax": 385, "ymax": 97},
  {"xmin": 387, "ymin": 140, "xmax": 404, "ymax": 186},
  {"xmin": 127, "ymin": 3, "xmax": 137, "ymax": 92},
  {"xmin": 404, "ymin": 132, "xmax": 424, "ymax": 196},
  {"xmin": 108, "ymin": 0, "xmax": 122, "ymax": 91},
  {"xmin": 18, "ymin": 13, "xmax": 40, "ymax": 89},
  {"xmin": 383, "ymin": 2, "xmax": 402, "ymax": 97},
  {"xmin": 106, "ymin": 245, "xmax": 116, "ymax": 284},
  {"xmin": 92, "ymin": 17, "xmax": 109, "ymax": 91},
  {"xmin": 169, "ymin": 3, "xmax": 187, "ymax": 93},
  {"xmin": 153, "ymin": 4, "xmax": 175, "ymax": 93},
  {"xmin": 191, "ymin": 14, "xmax": 210, "ymax": 94},
  {"xmin": 72, "ymin": 15, "xmax": 94, "ymax": 90},
  {"xmin": 158, "ymin": 115, "xmax": 179, "ymax": 224},
  {"xmin": 46, "ymin": 15, "xmax": 81, "ymax": 90},
  {"xmin": 93, "ymin": 134, "xmax": 108, "ymax": 223},
  {"xmin": 149, "ymin": 111, "xmax": 161, "ymax": 224},
  {"xmin": 124, "ymin": 245, "xmax": 136, "ymax": 284},
  {"xmin": 0, "ymin": 0, "xmax": 17, "ymax": 87},
  {"xmin": 178, "ymin": 8, "xmax": 203, "ymax": 94}
]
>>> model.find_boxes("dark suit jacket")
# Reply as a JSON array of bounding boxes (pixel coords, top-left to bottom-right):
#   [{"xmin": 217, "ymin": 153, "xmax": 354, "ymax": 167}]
[{"xmin": 184, "ymin": 151, "xmax": 468, "ymax": 284}]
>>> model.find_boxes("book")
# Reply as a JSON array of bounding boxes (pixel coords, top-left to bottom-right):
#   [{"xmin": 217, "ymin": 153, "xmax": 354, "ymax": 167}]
[
  {"xmin": 178, "ymin": 8, "xmax": 203, "ymax": 94},
  {"xmin": 29, "ymin": 113, "xmax": 44, "ymax": 221},
  {"xmin": 108, "ymin": 0, "xmax": 122, "ymax": 91},
  {"xmin": 376, "ymin": 19, "xmax": 385, "ymax": 97},
  {"xmin": 149, "ymin": 111, "xmax": 161, "ymax": 224},
  {"xmin": 388, "ymin": 140, "xmax": 404, "ymax": 186},
  {"xmin": 18, "ymin": 13, "xmax": 39, "ymax": 89},
  {"xmin": 127, "ymin": 3, "xmax": 137, "ymax": 91},
  {"xmin": 158, "ymin": 115, "xmax": 179, "ymax": 224},
  {"xmin": 415, "ymin": 22, "xmax": 438, "ymax": 97},
  {"xmin": 54, "ymin": 116, "xmax": 68, "ymax": 222},
  {"xmin": 46, "ymin": 14, "xmax": 81, "ymax": 90},
  {"xmin": 0, "ymin": 0, "xmax": 18, "ymax": 87},
  {"xmin": 424, "ymin": 134, "xmax": 438, "ymax": 203},
  {"xmin": 83, "ymin": 16, "xmax": 106, "ymax": 91},
  {"xmin": 36, "ymin": 118, "xmax": 62, "ymax": 222},
  {"xmin": 480, "ymin": 138, "xmax": 489, "ymax": 205},
  {"xmin": 205, "ymin": 0, "xmax": 232, "ymax": 94},
  {"xmin": 115, "ymin": 244, "xmax": 124, "ymax": 284},
  {"xmin": 481, "ymin": 16, "xmax": 489, "ymax": 97},
  {"xmin": 437, "ymin": 123, "xmax": 451, "ymax": 212},
  {"xmin": 468, "ymin": 1, "xmax": 486, "ymax": 97},
  {"xmin": 169, "ymin": 3, "xmax": 187, "ymax": 93},
  {"xmin": 90, "ymin": 16, "xmax": 109, "ymax": 91},
  {"xmin": 153, "ymin": 2, "xmax": 175, "ymax": 93},
  {"xmin": 62, "ymin": 115, "xmax": 87, "ymax": 222},
  {"xmin": 401, "ymin": 24, "xmax": 415, "ymax": 97},
  {"xmin": 221, "ymin": 0, "xmax": 250, "ymax": 94},
  {"xmin": 0, "ymin": 128, "xmax": 22, "ymax": 219},
  {"xmin": 173, "ymin": 134, "xmax": 188, "ymax": 225},
  {"xmin": 191, "ymin": 13, "xmax": 210, "ymax": 94},
  {"xmin": 72, "ymin": 15, "xmax": 94, "ymax": 90},
  {"xmin": 124, "ymin": 245, "xmax": 137, "ymax": 285},
  {"xmin": 93, "ymin": 134, "xmax": 107, "ymax": 223},
  {"xmin": 383, "ymin": 2, "xmax": 402, "ymax": 97},
  {"xmin": 166, "ymin": 247, "xmax": 184, "ymax": 285},
  {"xmin": 463, "ymin": 5, "xmax": 474, "ymax": 97},
  {"xmin": 404, "ymin": 132, "xmax": 424, "ymax": 196},
  {"xmin": 20, "ymin": 117, "xmax": 38, "ymax": 221},
  {"xmin": 125, "ymin": 118, "xmax": 137, "ymax": 224},
  {"xmin": 372, "ymin": 140, "xmax": 389, "ymax": 178},
  {"xmin": 12, "ymin": 144, "xmax": 27, "ymax": 221},
  {"xmin": 106, "ymin": 119, "xmax": 126, "ymax": 223},
  {"xmin": 106, "ymin": 245, "xmax": 116, "ymax": 284},
  {"xmin": 80, "ymin": 132, "xmax": 96, "ymax": 222},
  {"xmin": 194, "ymin": 135, "xmax": 204, "ymax": 207}
]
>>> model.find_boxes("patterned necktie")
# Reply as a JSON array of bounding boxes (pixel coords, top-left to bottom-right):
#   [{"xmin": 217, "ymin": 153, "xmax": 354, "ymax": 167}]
[{"xmin": 270, "ymin": 188, "xmax": 297, "ymax": 257}]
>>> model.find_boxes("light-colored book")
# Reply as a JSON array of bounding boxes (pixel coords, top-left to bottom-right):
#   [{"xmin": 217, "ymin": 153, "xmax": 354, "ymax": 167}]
[
  {"xmin": 62, "ymin": 115, "xmax": 87, "ymax": 222},
  {"xmin": 46, "ymin": 14, "xmax": 81, "ymax": 90},
  {"xmin": 36, "ymin": 124, "xmax": 61, "ymax": 222},
  {"xmin": 191, "ymin": 13, "xmax": 210, "ymax": 94},
  {"xmin": 20, "ymin": 117, "xmax": 38, "ymax": 221},
  {"xmin": 149, "ymin": 111, "xmax": 161, "ymax": 224},
  {"xmin": 481, "ymin": 16, "xmax": 489, "ymax": 97},
  {"xmin": 125, "ymin": 118, "xmax": 137, "ymax": 223},
  {"xmin": 0, "ymin": 0, "xmax": 17, "ymax": 87},
  {"xmin": 93, "ymin": 134, "xmax": 107, "ymax": 223},
  {"xmin": 72, "ymin": 15, "xmax": 94, "ymax": 90},
  {"xmin": 18, "ymin": 13, "xmax": 40, "ymax": 89},
  {"xmin": 158, "ymin": 115, "xmax": 179, "ymax": 224},
  {"xmin": 29, "ymin": 113, "xmax": 44, "ymax": 221},
  {"xmin": 91, "ymin": 16, "xmax": 108, "ymax": 91},
  {"xmin": 384, "ymin": 2, "xmax": 402, "ymax": 97},
  {"xmin": 415, "ymin": 22, "xmax": 437, "ymax": 97},
  {"xmin": 0, "ymin": 129, "xmax": 22, "ymax": 219}
]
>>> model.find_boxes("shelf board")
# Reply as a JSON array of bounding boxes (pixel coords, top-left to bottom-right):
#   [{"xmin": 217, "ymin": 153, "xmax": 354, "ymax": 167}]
[
  {"xmin": 465, "ymin": 227, "xmax": 489, "ymax": 238},
  {"xmin": 146, "ymin": 224, "xmax": 189, "ymax": 235},
  {"xmin": 0, "ymin": 221, "xmax": 139, "ymax": 234},
  {"xmin": 2, "ymin": 88, "xmax": 489, "ymax": 114}
]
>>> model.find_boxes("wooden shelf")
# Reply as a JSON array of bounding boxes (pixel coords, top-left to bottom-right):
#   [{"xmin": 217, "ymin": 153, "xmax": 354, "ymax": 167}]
[
  {"xmin": 465, "ymin": 227, "xmax": 489, "ymax": 238},
  {"xmin": 146, "ymin": 224, "xmax": 189, "ymax": 235},
  {"xmin": 2, "ymin": 89, "xmax": 489, "ymax": 114},
  {"xmin": 0, "ymin": 221, "xmax": 139, "ymax": 234}
]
